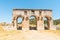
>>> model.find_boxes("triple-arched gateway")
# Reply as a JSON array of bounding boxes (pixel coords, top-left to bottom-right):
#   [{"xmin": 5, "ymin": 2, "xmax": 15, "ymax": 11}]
[{"xmin": 12, "ymin": 9, "xmax": 55, "ymax": 30}]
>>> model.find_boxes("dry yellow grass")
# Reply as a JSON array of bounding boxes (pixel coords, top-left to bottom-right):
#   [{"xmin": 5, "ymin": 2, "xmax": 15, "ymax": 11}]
[
  {"xmin": 0, "ymin": 26, "xmax": 5, "ymax": 32},
  {"xmin": 57, "ymin": 24, "xmax": 60, "ymax": 26},
  {"xmin": 0, "ymin": 26, "xmax": 60, "ymax": 40}
]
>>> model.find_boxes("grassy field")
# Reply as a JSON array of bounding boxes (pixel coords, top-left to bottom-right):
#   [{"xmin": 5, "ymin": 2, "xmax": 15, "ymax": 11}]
[{"xmin": 0, "ymin": 26, "xmax": 60, "ymax": 40}]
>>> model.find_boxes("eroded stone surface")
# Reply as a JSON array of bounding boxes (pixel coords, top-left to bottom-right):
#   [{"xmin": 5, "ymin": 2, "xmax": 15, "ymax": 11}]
[{"xmin": 12, "ymin": 9, "xmax": 55, "ymax": 30}]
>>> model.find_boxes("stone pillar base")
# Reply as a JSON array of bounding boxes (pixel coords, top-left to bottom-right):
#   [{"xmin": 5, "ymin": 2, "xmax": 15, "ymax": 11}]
[
  {"xmin": 37, "ymin": 26, "xmax": 44, "ymax": 30},
  {"xmin": 50, "ymin": 26, "xmax": 56, "ymax": 30},
  {"xmin": 22, "ymin": 28, "xmax": 29, "ymax": 31},
  {"xmin": 13, "ymin": 26, "xmax": 17, "ymax": 30}
]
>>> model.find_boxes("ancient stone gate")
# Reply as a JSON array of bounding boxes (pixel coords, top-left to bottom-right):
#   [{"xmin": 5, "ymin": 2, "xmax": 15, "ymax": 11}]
[{"xmin": 12, "ymin": 9, "xmax": 55, "ymax": 30}]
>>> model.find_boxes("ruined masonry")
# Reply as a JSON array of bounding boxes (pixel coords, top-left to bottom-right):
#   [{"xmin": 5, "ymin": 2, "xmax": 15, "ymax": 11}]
[{"xmin": 12, "ymin": 9, "xmax": 55, "ymax": 30}]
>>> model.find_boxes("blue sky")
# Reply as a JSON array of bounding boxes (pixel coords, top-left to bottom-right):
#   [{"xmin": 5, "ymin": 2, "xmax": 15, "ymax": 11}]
[{"xmin": 0, "ymin": 0, "xmax": 60, "ymax": 23}]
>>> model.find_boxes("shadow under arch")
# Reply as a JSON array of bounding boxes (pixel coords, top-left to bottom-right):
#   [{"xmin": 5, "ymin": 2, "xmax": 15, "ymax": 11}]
[{"xmin": 44, "ymin": 16, "xmax": 51, "ymax": 30}]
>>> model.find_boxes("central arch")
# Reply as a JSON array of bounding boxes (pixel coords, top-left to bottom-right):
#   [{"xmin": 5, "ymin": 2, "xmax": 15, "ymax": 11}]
[{"xmin": 29, "ymin": 15, "xmax": 37, "ymax": 30}]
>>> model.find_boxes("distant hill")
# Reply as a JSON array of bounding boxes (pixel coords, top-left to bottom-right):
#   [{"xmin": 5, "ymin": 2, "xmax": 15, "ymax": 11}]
[{"xmin": 53, "ymin": 19, "xmax": 60, "ymax": 25}]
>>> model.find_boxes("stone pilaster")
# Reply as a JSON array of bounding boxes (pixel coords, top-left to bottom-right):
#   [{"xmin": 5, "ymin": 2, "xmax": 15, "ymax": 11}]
[
  {"xmin": 22, "ymin": 16, "xmax": 29, "ymax": 30},
  {"xmin": 13, "ymin": 17, "xmax": 17, "ymax": 30},
  {"xmin": 37, "ymin": 16, "xmax": 44, "ymax": 30},
  {"xmin": 50, "ymin": 20, "xmax": 56, "ymax": 30}
]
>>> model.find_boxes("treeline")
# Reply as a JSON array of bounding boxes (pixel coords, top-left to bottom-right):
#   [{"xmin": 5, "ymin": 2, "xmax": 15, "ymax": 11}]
[
  {"xmin": 29, "ymin": 18, "xmax": 37, "ymax": 25},
  {"xmin": 53, "ymin": 19, "xmax": 60, "ymax": 25},
  {"xmin": 18, "ymin": 18, "xmax": 60, "ymax": 25},
  {"xmin": 29, "ymin": 18, "xmax": 60, "ymax": 25}
]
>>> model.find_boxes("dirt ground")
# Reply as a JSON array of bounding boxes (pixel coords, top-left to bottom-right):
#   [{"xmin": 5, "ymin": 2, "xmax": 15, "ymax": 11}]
[{"xmin": 0, "ymin": 26, "xmax": 60, "ymax": 40}]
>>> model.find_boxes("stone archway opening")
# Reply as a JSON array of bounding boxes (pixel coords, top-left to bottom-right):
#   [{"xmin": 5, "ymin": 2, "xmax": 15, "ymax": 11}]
[
  {"xmin": 44, "ymin": 17, "xmax": 50, "ymax": 30},
  {"xmin": 17, "ymin": 17, "xmax": 23, "ymax": 30},
  {"xmin": 12, "ymin": 9, "xmax": 54, "ymax": 30},
  {"xmin": 29, "ymin": 16, "xmax": 37, "ymax": 30}
]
